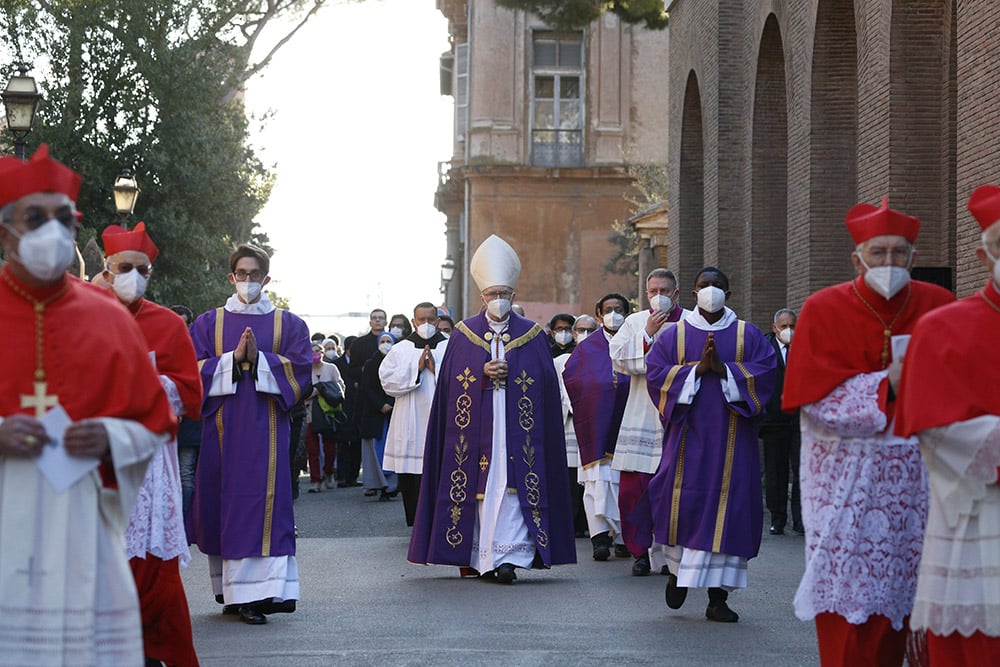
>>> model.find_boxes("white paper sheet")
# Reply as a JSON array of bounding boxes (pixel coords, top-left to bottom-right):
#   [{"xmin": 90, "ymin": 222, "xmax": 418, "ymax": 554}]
[{"xmin": 34, "ymin": 405, "xmax": 101, "ymax": 493}]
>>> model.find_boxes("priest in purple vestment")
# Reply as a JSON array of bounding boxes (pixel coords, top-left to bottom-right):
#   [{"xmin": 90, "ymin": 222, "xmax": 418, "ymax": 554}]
[
  {"xmin": 187, "ymin": 244, "xmax": 312, "ymax": 625},
  {"xmin": 642, "ymin": 267, "xmax": 776, "ymax": 623},
  {"xmin": 563, "ymin": 293, "xmax": 631, "ymax": 561},
  {"xmin": 407, "ymin": 235, "xmax": 576, "ymax": 583}
]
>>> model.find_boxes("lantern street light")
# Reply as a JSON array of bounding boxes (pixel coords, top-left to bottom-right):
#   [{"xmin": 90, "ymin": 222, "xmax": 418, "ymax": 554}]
[
  {"xmin": 2, "ymin": 65, "xmax": 42, "ymax": 160},
  {"xmin": 440, "ymin": 256, "xmax": 456, "ymax": 295},
  {"xmin": 113, "ymin": 169, "xmax": 140, "ymax": 227}
]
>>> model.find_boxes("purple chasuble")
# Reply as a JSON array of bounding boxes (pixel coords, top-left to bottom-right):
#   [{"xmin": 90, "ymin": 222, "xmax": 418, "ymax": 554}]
[
  {"xmin": 641, "ymin": 318, "xmax": 776, "ymax": 559},
  {"xmin": 562, "ymin": 331, "xmax": 630, "ymax": 467},
  {"xmin": 407, "ymin": 311, "xmax": 576, "ymax": 568},
  {"xmin": 186, "ymin": 307, "xmax": 312, "ymax": 560}
]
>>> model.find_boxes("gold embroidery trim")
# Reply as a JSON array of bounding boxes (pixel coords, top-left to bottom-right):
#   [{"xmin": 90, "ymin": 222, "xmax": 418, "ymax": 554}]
[
  {"xmin": 215, "ymin": 404, "xmax": 224, "ymax": 455},
  {"xmin": 505, "ymin": 324, "xmax": 543, "ymax": 353},
  {"xmin": 262, "ymin": 397, "xmax": 277, "ymax": 556},
  {"xmin": 446, "ymin": 367, "xmax": 475, "ymax": 547},
  {"xmin": 712, "ymin": 412, "xmax": 739, "ymax": 552},
  {"xmin": 580, "ymin": 453, "xmax": 614, "ymax": 470},
  {"xmin": 455, "ymin": 321, "xmax": 490, "ymax": 352},
  {"xmin": 657, "ymin": 365, "xmax": 685, "ymax": 415},
  {"xmin": 732, "ymin": 320, "xmax": 761, "ymax": 413},
  {"xmin": 669, "ymin": 424, "xmax": 688, "ymax": 545},
  {"xmin": 271, "ymin": 309, "xmax": 282, "ymax": 353},
  {"xmin": 676, "ymin": 320, "xmax": 686, "ymax": 363},
  {"xmin": 276, "ymin": 354, "xmax": 302, "ymax": 403},
  {"xmin": 214, "ymin": 307, "xmax": 225, "ymax": 357},
  {"xmin": 517, "ymin": 370, "xmax": 548, "ymax": 549}
]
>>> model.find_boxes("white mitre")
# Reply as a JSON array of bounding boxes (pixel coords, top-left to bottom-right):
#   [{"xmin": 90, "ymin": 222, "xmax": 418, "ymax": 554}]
[{"xmin": 470, "ymin": 234, "xmax": 521, "ymax": 291}]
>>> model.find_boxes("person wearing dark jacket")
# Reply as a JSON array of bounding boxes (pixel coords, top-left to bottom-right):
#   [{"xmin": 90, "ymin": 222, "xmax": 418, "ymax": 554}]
[
  {"xmin": 759, "ymin": 308, "xmax": 802, "ymax": 535},
  {"xmin": 360, "ymin": 332, "xmax": 397, "ymax": 500},
  {"xmin": 335, "ymin": 335, "xmax": 363, "ymax": 487}
]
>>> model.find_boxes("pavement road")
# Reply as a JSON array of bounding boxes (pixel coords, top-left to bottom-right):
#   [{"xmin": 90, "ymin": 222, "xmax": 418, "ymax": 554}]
[{"xmin": 182, "ymin": 477, "xmax": 819, "ymax": 666}]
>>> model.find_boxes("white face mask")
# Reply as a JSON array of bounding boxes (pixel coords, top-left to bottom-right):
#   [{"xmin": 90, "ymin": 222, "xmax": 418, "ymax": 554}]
[
  {"xmin": 777, "ymin": 327, "xmax": 793, "ymax": 345},
  {"xmin": 378, "ymin": 342, "xmax": 393, "ymax": 355},
  {"xmin": 603, "ymin": 312, "xmax": 625, "ymax": 331},
  {"xmin": 649, "ymin": 294, "xmax": 673, "ymax": 313},
  {"xmin": 486, "ymin": 298, "xmax": 511, "ymax": 319},
  {"xmin": 859, "ymin": 254, "xmax": 910, "ymax": 299},
  {"xmin": 323, "ymin": 349, "xmax": 337, "ymax": 361},
  {"xmin": 697, "ymin": 286, "xmax": 726, "ymax": 314},
  {"xmin": 984, "ymin": 243, "xmax": 1000, "ymax": 287},
  {"xmin": 390, "ymin": 326, "xmax": 404, "ymax": 339},
  {"xmin": 575, "ymin": 331, "xmax": 589, "ymax": 343},
  {"xmin": 111, "ymin": 268, "xmax": 148, "ymax": 304},
  {"xmin": 553, "ymin": 330, "xmax": 573, "ymax": 346},
  {"xmin": 416, "ymin": 322, "xmax": 437, "ymax": 340},
  {"xmin": 236, "ymin": 280, "xmax": 263, "ymax": 303},
  {"xmin": 5, "ymin": 219, "xmax": 76, "ymax": 282}
]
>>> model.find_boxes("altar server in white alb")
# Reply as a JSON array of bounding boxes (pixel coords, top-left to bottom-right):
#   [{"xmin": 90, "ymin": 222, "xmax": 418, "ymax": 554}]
[{"xmin": 380, "ymin": 301, "xmax": 449, "ymax": 527}]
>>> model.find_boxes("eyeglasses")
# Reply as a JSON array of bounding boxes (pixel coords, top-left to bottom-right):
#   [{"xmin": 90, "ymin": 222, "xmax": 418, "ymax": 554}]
[
  {"xmin": 574, "ymin": 327, "xmax": 597, "ymax": 334},
  {"xmin": 8, "ymin": 206, "xmax": 77, "ymax": 230},
  {"xmin": 646, "ymin": 288, "xmax": 675, "ymax": 296},
  {"xmin": 481, "ymin": 289, "xmax": 514, "ymax": 300},
  {"xmin": 108, "ymin": 262, "xmax": 151, "ymax": 277},
  {"xmin": 232, "ymin": 269, "xmax": 265, "ymax": 281}
]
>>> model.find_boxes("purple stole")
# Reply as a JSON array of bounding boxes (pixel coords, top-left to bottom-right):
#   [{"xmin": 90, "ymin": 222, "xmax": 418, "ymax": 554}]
[
  {"xmin": 407, "ymin": 312, "xmax": 576, "ymax": 568},
  {"xmin": 562, "ymin": 331, "xmax": 630, "ymax": 467}
]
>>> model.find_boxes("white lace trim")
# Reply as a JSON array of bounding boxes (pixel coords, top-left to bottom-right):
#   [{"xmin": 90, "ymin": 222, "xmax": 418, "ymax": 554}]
[
  {"xmin": 794, "ymin": 374, "xmax": 927, "ymax": 629},
  {"xmin": 125, "ymin": 439, "xmax": 190, "ymax": 566}
]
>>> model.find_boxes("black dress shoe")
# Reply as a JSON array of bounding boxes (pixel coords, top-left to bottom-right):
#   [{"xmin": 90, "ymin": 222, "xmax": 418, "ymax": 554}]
[
  {"xmin": 239, "ymin": 606, "xmax": 267, "ymax": 625},
  {"xmin": 792, "ymin": 522, "xmax": 805, "ymax": 534},
  {"xmin": 221, "ymin": 604, "xmax": 239, "ymax": 616},
  {"xmin": 705, "ymin": 600, "xmax": 740, "ymax": 623},
  {"xmin": 259, "ymin": 599, "xmax": 296, "ymax": 615},
  {"xmin": 632, "ymin": 554, "xmax": 651, "ymax": 576},
  {"xmin": 614, "ymin": 544, "xmax": 631, "ymax": 558},
  {"xmin": 665, "ymin": 574, "xmax": 688, "ymax": 609},
  {"xmin": 495, "ymin": 563, "xmax": 517, "ymax": 584},
  {"xmin": 591, "ymin": 532, "xmax": 612, "ymax": 561},
  {"xmin": 769, "ymin": 524, "xmax": 785, "ymax": 535}
]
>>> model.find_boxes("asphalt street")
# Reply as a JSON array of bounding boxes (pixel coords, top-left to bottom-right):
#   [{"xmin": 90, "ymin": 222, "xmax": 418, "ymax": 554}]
[{"xmin": 181, "ymin": 477, "xmax": 820, "ymax": 666}]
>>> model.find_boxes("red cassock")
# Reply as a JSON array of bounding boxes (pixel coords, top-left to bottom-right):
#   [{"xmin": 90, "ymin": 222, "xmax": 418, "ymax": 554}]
[
  {"xmin": 783, "ymin": 275, "xmax": 955, "ymax": 421},
  {"xmin": 127, "ymin": 296, "xmax": 202, "ymax": 667}
]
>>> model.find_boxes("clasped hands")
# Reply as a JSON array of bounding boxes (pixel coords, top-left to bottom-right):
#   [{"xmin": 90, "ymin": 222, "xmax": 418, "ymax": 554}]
[
  {"xmin": 695, "ymin": 333, "xmax": 726, "ymax": 378},
  {"xmin": 417, "ymin": 346, "xmax": 435, "ymax": 374},
  {"xmin": 0, "ymin": 414, "xmax": 109, "ymax": 459},
  {"xmin": 483, "ymin": 359, "xmax": 509, "ymax": 386},
  {"xmin": 233, "ymin": 327, "xmax": 258, "ymax": 365}
]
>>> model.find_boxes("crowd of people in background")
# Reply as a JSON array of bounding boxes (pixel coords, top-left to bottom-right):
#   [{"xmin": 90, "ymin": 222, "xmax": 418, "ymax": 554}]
[{"xmin": 0, "ymin": 145, "xmax": 997, "ymax": 666}]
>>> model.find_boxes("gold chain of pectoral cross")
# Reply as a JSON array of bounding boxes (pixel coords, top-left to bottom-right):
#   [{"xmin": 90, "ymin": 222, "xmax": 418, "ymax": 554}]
[
  {"xmin": 2, "ymin": 271, "xmax": 65, "ymax": 416},
  {"xmin": 851, "ymin": 280, "xmax": 911, "ymax": 369}
]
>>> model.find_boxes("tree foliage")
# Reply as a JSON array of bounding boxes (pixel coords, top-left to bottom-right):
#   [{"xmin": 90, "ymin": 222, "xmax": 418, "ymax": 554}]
[
  {"xmin": 0, "ymin": 0, "xmax": 329, "ymax": 313},
  {"xmin": 496, "ymin": 0, "xmax": 668, "ymax": 30}
]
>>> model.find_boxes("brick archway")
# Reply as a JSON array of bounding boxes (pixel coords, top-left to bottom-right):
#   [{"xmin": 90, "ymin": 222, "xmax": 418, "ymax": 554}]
[
  {"xmin": 750, "ymin": 14, "xmax": 788, "ymax": 323},
  {"xmin": 809, "ymin": 0, "xmax": 858, "ymax": 291},
  {"xmin": 677, "ymin": 70, "xmax": 705, "ymax": 293}
]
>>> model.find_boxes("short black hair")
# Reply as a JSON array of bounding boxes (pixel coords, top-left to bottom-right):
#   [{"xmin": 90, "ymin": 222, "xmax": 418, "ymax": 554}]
[
  {"xmin": 229, "ymin": 243, "xmax": 270, "ymax": 275},
  {"xmin": 694, "ymin": 266, "xmax": 730, "ymax": 291},
  {"xmin": 438, "ymin": 315, "xmax": 454, "ymax": 327},
  {"xmin": 595, "ymin": 293, "xmax": 630, "ymax": 317},
  {"xmin": 413, "ymin": 301, "xmax": 437, "ymax": 316},
  {"xmin": 311, "ymin": 332, "xmax": 326, "ymax": 342},
  {"xmin": 170, "ymin": 304, "xmax": 194, "ymax": 326},
  {"xmin": 548, "ymin": 313, "xmax": 575, "ymax": 330}
]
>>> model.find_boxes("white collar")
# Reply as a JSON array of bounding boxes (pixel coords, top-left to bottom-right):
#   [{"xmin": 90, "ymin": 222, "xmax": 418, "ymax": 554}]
[
  {"xmin": 224, "ymin": 292, "xmax": 275, "ymax": 315},
  {"xmin": 684, "ymin": 306, "xmax": 737, "ymax": 331}
]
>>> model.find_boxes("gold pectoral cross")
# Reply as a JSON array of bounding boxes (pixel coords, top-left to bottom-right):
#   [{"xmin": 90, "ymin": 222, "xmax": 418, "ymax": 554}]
[{"xmin": 21, "ymin": 381, "xmax": 58, "ymax": 418}]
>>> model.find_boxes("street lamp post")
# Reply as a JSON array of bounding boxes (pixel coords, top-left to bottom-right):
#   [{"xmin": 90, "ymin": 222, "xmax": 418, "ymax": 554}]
[
  {"xmin": 440, "ymin": 256, "xmax": 456, "ymax": 297},
  {"xmin": 113, "ymin": 169, "xmax": 140, "ymax": 228},
  {"xmin": 2, "ymin": 65, "xmax": 42, "ymax": 160}
]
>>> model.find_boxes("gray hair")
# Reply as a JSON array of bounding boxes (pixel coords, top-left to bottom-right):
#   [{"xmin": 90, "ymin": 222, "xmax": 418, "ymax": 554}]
[
  {"xmin": 574, "ymin": 314, "xmax": 598, "ymax": 328},
  {"xmin": 646, "ymin": 268, "xmax": 678, "ymax": 289},
  {"xmin": 773, "ymin": 308, "xmax": 797, "ymax": 324}
]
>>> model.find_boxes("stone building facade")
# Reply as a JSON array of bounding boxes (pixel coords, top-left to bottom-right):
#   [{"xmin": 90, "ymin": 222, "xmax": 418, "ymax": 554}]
[
  {"xmin": 667, "ymin": 0, "xmax": 998, "ymax": 326},
  {"xmin": 435, "ymin": 0, "xmax": 670, "ymax": 321}
]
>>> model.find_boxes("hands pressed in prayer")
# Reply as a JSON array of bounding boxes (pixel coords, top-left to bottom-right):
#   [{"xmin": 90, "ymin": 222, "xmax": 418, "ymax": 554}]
[
  {"xmin": 484, "ymin": 359, "xmax": 509, "ymax": 388},
  {"xmin": 696, "ymin": 333, "xmax": 725, "ymax": 377},
  {"xmin": 645, "ymin": 309, "xmax": 669, "ymax": 337},
  {"xmin": 234, "ymin": 327, "xmax": 258, "ymax": 363},
  {"xmin": 418, "ymin": 346, "xmax": 435, "ymax": 374},
  {"xmin": 64, "ymin": 419, "xmax": 110, "ymax": 459},
  {"xmin": 0, "ymin": 414, "xmax": 50, "ymax": 457}
]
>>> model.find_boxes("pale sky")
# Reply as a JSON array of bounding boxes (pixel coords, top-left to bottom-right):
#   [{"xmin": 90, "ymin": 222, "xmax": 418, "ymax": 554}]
[{"xmin": 244, "ymin": 0, "xmax": 453, "ymax": 339}]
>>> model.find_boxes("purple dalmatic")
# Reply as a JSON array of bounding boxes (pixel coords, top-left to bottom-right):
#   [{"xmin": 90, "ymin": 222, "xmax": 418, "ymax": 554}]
[
  {"xmin": 407, "ymin": 311, "xmax": 576, "ymax": 568},
  {"xmin": 641, "ymin": 317, "xmax": 776, "ymax": 559},
  {"xmin": 186, "ymin": 306, "xmax": 312, "ymax": 560},
  {"xmin": 562, "ymin": 330, "xmax": 630, "ymax": 467}
]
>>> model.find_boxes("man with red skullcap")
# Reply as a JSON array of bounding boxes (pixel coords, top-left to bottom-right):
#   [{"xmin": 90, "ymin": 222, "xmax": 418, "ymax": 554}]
[
  {"xmin": 783, "ymin": 198, "xmax": 954, "ymax": 666},
  {"xmin": 894, "ymin": 187, "xmax": 1000, "ymax": 666},
  {"xmin": 102, "ymin": 222, "xmax": 202, "ymax": 666},
  {"xmin": 0, "ymin": 147, "xmax": 175, "ymax": 664}
]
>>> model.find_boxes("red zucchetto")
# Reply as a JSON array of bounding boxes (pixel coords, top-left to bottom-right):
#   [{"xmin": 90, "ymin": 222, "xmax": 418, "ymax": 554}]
[
  {"xmin": 0, "ymin": 144, "xmax": 82, "ymax": 208},
  {"xmin": 966, "ymin": 184, "xmax": 1000, "ymax": 232},
  {"xmin": 102, "ymin": 221, "xmax": 159, "ymax": 263},
  {"xmin": 845, "ymin": 196, "xmax": 920, "ymax": 245}
]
